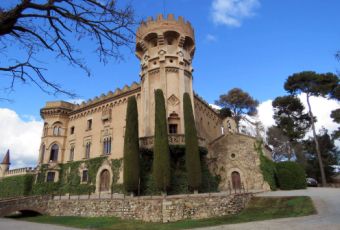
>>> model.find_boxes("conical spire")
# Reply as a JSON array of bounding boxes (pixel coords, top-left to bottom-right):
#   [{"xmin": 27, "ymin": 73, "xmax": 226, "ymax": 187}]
[{"xmin": 1, "ymin": 150, "xmax": 10, "ymax": 165}]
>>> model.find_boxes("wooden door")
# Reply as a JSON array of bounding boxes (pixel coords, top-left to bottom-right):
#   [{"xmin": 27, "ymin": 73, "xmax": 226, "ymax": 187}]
[
  {"xmin": 231, "ymin": 171, "xmax": 241, "ymax": 189},
  {"xmin": 100, "ymin": 170, "xmax": 110, "ymax": 192}
]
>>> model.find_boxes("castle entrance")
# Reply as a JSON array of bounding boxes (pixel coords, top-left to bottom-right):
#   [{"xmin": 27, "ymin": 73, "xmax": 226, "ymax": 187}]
[
  {"xmin": 99, "ymin": 169, "xmax": 110, "ymax": 192},
  {"xmin": 231, "ymin": 171, "xmax": 241, "ymax": 189}
]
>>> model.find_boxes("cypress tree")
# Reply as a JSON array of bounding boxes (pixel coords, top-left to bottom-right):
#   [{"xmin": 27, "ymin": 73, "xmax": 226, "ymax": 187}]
[
  {"xmin": 153, "ymin": 89, "xmax": 171, "ymax": 192},
  {"xmin": 183, "ymin": 92, "xmax": 202, "ymax": 191},
  {"xmin": 123, "ymin": 96, "xmax": 140, "ymax": 193}
]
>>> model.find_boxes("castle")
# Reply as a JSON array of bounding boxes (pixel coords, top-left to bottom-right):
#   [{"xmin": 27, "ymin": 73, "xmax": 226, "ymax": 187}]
[{"xmin": 0, "ymin": 14, "xmax": 271, "ymax": 193}]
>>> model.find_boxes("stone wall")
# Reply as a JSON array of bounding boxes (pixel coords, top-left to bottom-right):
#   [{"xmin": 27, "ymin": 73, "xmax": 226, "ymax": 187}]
[
  {"xmin": 47, "ymin": 193, "xmax": 252, "ymax": 223},
  {"xmin": 208, "ymin": 133, "xmax": 271, "ymax": 191}
]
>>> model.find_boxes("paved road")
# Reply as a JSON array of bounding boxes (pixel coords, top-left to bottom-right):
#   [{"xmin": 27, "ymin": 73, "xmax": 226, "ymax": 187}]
[
  {"xmin": 0, "ymin": 218, "xmax": 80, "ymax": 230},
  {"xmin": 197, "ymin": 187, "xmax": 340, "ymax": 230}
]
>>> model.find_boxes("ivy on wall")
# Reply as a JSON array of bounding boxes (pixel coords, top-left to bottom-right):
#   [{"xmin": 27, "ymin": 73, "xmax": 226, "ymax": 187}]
[
  {"xmin": 0, "ymin": 174, "xmax": 34, "ymax": 198},
  {"xmin": 255, "ymin": 141, "xmax": 277, "ymax": 190},
  {"xmin": 139, "ymin": 145, "xmax": 219, "ymax": 196}
]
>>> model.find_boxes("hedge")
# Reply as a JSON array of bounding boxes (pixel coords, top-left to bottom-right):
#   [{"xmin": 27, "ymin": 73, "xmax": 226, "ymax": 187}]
[
  {"xmin": 0, "ymin": 174, "xmax": 34, "ymax": 198},
  {"xmin": 276, "ymin": 161, "xmax": 307, "ymax": 190}
]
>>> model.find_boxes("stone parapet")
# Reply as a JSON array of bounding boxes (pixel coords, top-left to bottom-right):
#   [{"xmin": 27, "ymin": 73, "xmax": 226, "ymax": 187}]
[
  {"xmin": 4, "ymin": 167, "xmax": 35, "ymax": 177},
  {"xmin": 139, "ymin": 134, "xmax": 206, "ymax": 149}
]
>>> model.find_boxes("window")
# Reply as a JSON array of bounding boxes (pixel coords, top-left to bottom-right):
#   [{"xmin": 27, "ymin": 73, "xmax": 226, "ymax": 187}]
[
  {"xmin": 69, "ymin": 146, "xmax": 75, "ymax": 161},
  {"xmin": 86, "ymin": 119, "xmax": 92, "ymax": 131},
  {"xmin": 53, "ymin": 126, "xmax": 61, "ymax": 136},
  {"xmin": 46, "ymin": 172, "xmax": 55, "ymax": 182},
  {"xmin": 169, "ymin": 124, "xmax": 178, "ymax": 134},
  {"xmin": 82, "ymin": 170, "xmax": 88, "ymax": 182},
  {"xmin": 40, "ymin": 144, "xmax": 45, "ymax": 163},
  {"xmin": 85, "ymin": 142, "xmax": 91, "ymax": 159},
  {"xmin": 70, "ymin": 126, "xmax": 75, "ymax": 135},
  {"xmin": 103, "ymin": 137, "xmax": 112, "ymax": 155},
  {"xmin": 43, "ymin": 124, "xmax": 48, "ymax": 136},
  {"xmin": 50, "ymin": 144, "xmax": 59, "ymax": 162}
]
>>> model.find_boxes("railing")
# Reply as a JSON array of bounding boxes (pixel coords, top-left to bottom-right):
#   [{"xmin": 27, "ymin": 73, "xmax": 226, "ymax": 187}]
[{"xmin": 139, "ymin": 134, "xmax": 206, "ymax": 149}]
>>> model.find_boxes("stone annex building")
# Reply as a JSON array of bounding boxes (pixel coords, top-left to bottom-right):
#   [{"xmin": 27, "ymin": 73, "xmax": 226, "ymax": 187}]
[{"xmin": 0, "ymin": 14, "xmax": 271, "ymax": 193}]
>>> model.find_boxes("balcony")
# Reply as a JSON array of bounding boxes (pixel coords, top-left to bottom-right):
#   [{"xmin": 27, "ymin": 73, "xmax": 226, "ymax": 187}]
[{"xmin": 139, "ymin": 134, "xmax": 206, "ymax": 149}]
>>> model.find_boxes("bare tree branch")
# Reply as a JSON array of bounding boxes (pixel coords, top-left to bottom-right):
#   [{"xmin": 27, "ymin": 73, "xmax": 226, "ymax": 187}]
[{"xmin": 0, "ymin": 0, "xmax": 135, "ymax": 97}]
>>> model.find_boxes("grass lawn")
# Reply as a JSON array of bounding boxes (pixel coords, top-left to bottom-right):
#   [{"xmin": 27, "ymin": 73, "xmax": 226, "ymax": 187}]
[{"xmin": 11, "ymin": 196, "xmax": 316, "ymax": 230}]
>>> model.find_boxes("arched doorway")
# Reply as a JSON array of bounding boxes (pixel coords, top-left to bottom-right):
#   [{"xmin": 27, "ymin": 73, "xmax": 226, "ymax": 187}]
[
  {"xmin": 231, "ymin": 171, "xmax": 241, "ymax": 189},
  {"xmin": 99, "ymin": 169, "xmax": 110, "ymax": 192}
]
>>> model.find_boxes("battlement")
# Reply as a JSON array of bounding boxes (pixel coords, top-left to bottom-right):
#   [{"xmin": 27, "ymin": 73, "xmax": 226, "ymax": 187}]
[{"xmin": 136, "ymin": 14, "xmax": 195, "ymax": 43}]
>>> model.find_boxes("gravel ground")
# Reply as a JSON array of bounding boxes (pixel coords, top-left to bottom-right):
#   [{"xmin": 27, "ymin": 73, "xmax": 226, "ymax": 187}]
[{"xmin": 195, "ymin": 187, "xmax": 340, "ymax": 230}]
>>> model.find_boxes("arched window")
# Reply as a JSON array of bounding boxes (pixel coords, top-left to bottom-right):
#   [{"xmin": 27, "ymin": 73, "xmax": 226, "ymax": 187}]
[
  {"xmin": 50, "ymin": 144, "xmax": 59, "ymax": 162},
  {"xmin": 53, "ymin": 124, "xmax": 62, "ymax": 136},
  {"xmin": 85, "ymin": 142, "xmax": 91, "ymax": 159},
  {"xmin": 40, "ymin": 144, "xmax": 45, "ymax": 163},
  {"xmin": 103, "ymin": 137, "xmax": 112, "ymax": 155},
  {"xmin": 69, "ymin": 146, "xmax": 75, "ymax": 161}
]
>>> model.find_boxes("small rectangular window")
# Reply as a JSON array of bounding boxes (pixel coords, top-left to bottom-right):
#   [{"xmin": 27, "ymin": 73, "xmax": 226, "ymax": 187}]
[
  {"xmin": 70, "ymin": 126, "xmax": 75, "ymax": 135},
  {"xmin": 69, "ymin": 146, "xmax": 74, "ymax": 161},
  {"xmin": 169, "ymin": 124, "xmax": 178, "ymax": 134},
  {"xmin": 85, "ymin": 142, "xmax": 91, "ymax": 159},
  {"xmin": 82, "ymin": 170, "xmax": 88, "ymax": 182},
  {"xmin": 87, "ymin": 119, "xmax": 92, "ymax": 131},
  {"xmin": 46, "ymin": 172, "xmax": 55, "ymax": 182}
]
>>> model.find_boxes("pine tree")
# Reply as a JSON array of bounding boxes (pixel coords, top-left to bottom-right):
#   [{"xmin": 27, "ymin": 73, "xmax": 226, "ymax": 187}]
[
  {"xmin": 153, "ymin": 89, "xmax": 171, "ymax": 192},
  {"xmin": 183, "ymin": 93, "xmax": 202, "ymax": 191},
  {"xmin": 123, "ymin": 96, "xmax": 140, "ymax": 193}
]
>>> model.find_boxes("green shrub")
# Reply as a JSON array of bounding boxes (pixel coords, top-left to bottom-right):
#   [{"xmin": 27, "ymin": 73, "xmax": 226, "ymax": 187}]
[
  {"xmin": 276, "ymin": 161, "xmax": 307, "ymax": 190},
  {"xmin": 183, "ymin": 93, "xmax": 202, "ymax": 190},
  {"xmin": 0, "ymin": 174, "xmax": 34, "ymax": 198},
  {"xmin": 255, "ymin": 141, "xmax": 277, "ymax": 190},
  {"xmin": 153, "ymin": 89, "xmax": 171, "ymax": 192},
  {"xmin": 123, "ymin": 96, "xmax": 140, "ymax": 193}
]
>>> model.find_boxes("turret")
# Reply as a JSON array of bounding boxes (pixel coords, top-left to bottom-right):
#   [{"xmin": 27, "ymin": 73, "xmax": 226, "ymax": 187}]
[
  {"xmin": 136, "ymin": 14, "xmax": 196, "ymax": 137},
  {"xmin": 0, "ymin": 150, "xmax": 10, "ymax": 178}
]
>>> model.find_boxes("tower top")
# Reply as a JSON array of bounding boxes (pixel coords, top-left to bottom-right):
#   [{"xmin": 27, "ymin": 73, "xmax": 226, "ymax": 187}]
[
  {"xmin": 1, "ymin": 150, "xmax": 10, "ymax": 165},
  {"xmin": 136, "ymin": 14, "xmax": 194, "ymax": 44}
]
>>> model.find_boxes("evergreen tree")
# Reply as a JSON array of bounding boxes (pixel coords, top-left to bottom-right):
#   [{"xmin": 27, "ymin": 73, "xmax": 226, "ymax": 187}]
[
  {"xmin": 183, "ymin": 93, "xmax": 202, "ymax": 191},
  {"xmin": 215, "ymin": 88, "xmax": 259, "ymax": 132},
  {"xmin": 284, "ymin": 71, "xmax": 339, "ymax": 186},
  {"xmin": 123, "ymin": 96, "xmax": 140, "ymax": 193},
  {"xmin": 153, "ymin": 89, "xmax": 171, "ymax": 192}
]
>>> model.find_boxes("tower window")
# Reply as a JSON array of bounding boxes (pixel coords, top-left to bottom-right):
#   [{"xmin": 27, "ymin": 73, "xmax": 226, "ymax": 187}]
[
  {"xmin": 50, "ymin": 144, "xmax": 59, "ymax": 162},
  {"xmin": 70, "ymin": 126, "xmax": 75, "ymax": 135},
  {"xmin": 87, "ymin": 119, "xmax": 92, "ymax": 131},
  {"xmin": 169, "ymin": 124, "xmax": 178, "ymax": 134}
]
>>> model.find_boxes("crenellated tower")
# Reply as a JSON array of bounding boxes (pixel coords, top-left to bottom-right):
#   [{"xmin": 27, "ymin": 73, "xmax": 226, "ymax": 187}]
[{"xmin": 136, "ymin": 14, "xmax": 196, "ymax": 137}]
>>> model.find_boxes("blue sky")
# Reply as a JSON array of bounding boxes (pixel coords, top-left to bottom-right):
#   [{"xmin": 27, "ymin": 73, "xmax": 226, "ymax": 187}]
[
  {"xmin": 1, "ymin": 0, "xmax": 339, "ymax": 117},
  {"xmin": 0, "ymin": 0, "xmax": 339, "ymax": 167}
]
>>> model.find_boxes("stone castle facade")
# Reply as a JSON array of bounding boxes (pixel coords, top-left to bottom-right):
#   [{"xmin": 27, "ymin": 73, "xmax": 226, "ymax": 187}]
[{"xmin": 0, "ymin": 14, "xmax": 270, "ymax": 192}]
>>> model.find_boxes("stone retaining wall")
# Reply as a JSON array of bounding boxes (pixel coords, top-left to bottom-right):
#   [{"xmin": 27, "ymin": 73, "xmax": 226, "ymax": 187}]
[{"xmin": 47, "ymin": 193, "xmax": 252, "ymax": 223}]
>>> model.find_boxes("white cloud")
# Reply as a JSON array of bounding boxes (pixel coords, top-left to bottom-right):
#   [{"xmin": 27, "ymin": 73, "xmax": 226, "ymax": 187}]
[
  {"xmin": 211, "ymin": 0, "xmax": 260, "ymax": 27},
  {"xmin": 206, "ymin": 34, "xmax": 217, "ymax": 42},
  {"xmin": 0, "ymin": 108, "xmax": 43, "ymax": 169},
  {"xmin": 257, "ymin": 94, "xmax": 340, "ymax": 137}
]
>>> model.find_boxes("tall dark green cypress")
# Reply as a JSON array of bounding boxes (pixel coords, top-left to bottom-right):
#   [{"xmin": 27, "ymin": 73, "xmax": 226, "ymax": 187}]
[
  {"xmin": 183, "ymin": 92, "xmax": 202, "ymax": 190},
  {"xmin": 123, "ymin": 96, "xmax": 140, "ymax": 193},
  {"xmin": 153, "ymin": 89, "xmax": 171, "ymax": 192}
]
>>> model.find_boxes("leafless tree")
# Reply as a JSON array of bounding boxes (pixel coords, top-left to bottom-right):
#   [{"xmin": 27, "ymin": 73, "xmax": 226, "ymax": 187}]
[{"xmin": 0, "ymin": 0, "xmax": 135, "ymax": 97}]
